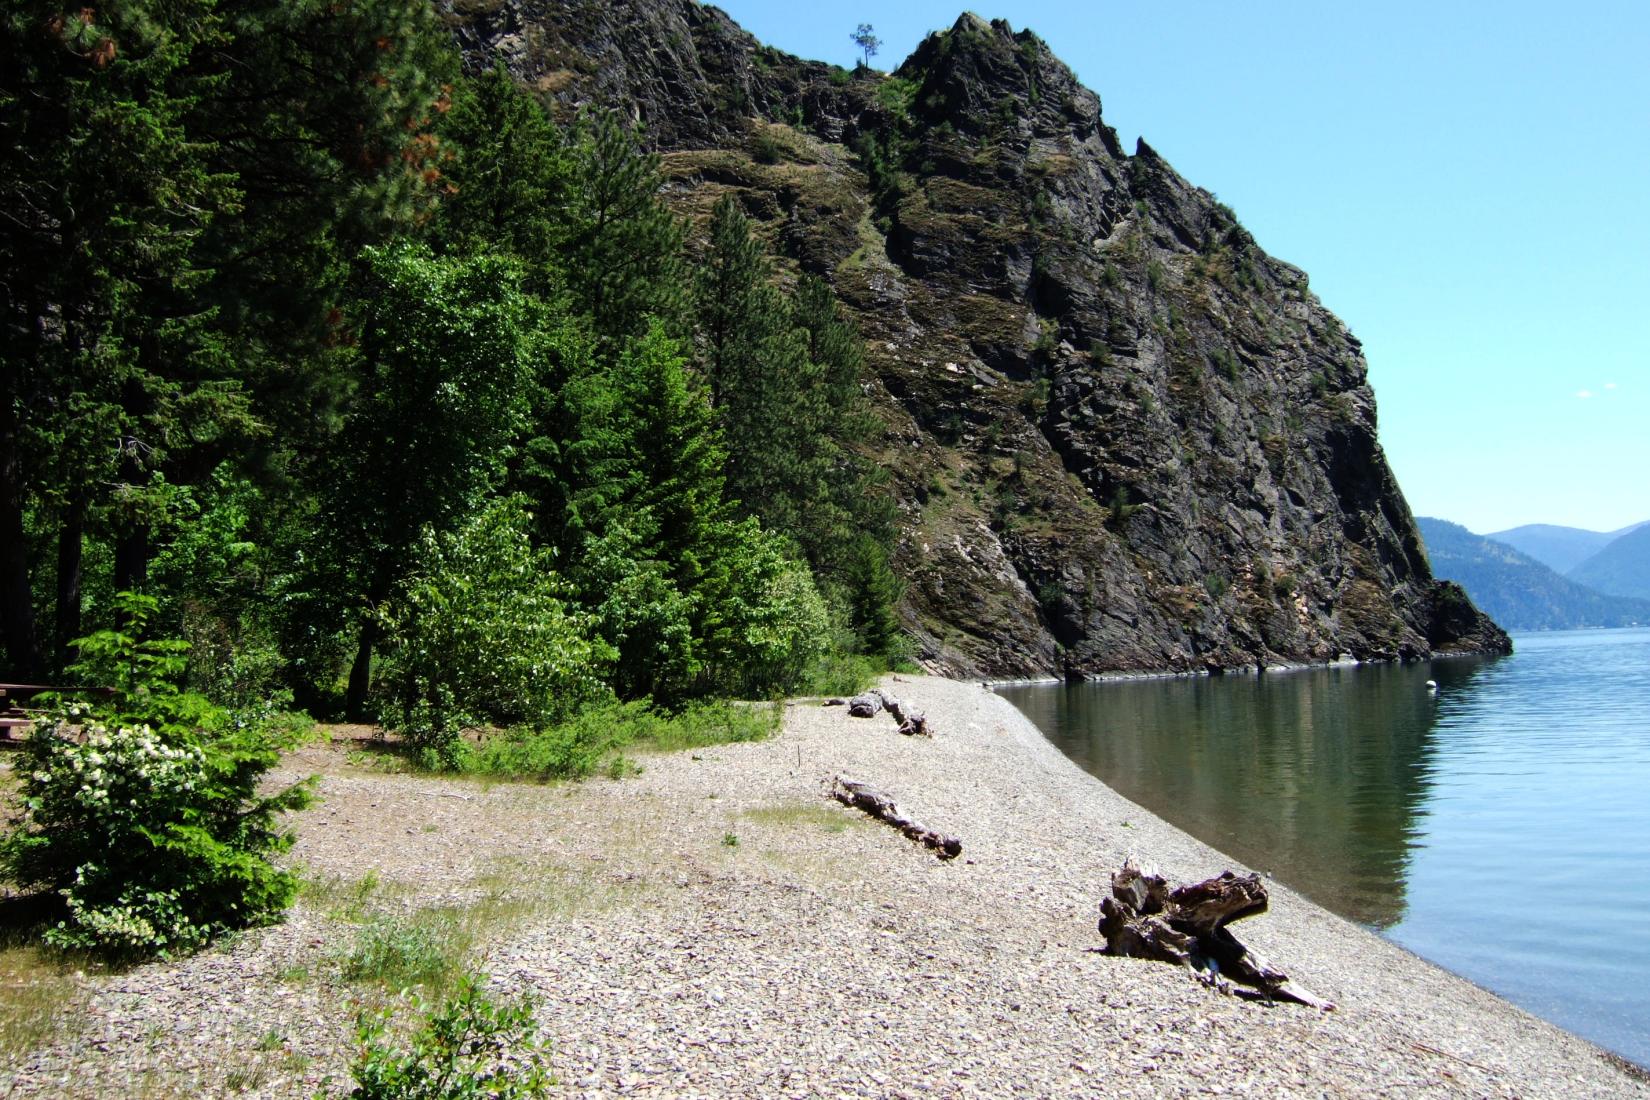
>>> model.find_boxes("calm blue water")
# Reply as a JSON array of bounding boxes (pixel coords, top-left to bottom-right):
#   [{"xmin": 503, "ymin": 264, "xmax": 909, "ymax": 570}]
[{"xmin": 1001, "ymin": 628, "xmax": 1650, "ymax": 1067}]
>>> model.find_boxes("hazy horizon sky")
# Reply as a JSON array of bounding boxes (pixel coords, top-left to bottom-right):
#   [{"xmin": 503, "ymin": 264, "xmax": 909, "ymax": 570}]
[{"xmin": 714, "ymin": 1, "xmax": 1648, "ymax": 535}]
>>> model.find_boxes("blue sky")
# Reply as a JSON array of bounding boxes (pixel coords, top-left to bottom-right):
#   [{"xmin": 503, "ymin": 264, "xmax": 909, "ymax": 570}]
[{"xmin": 715, "ymin": 1, "xmax": 1649, "ymax": 535}]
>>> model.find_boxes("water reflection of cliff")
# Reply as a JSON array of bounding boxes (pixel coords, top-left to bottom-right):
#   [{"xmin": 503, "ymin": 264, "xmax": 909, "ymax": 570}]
[{"xmin": 1005, "ymin": 659, "xmax": 1497, "ymax": 929}]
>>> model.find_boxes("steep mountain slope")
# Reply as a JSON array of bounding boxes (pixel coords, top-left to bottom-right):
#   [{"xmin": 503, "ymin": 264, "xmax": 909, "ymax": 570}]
[
  {"xmin": 1569, "ymin": 523, "xmax": 1650, "ymax": 600},
  {"xmin": 1418, "ymin": 518, "xmax": 1650, "ymax": 630},
  {"xmin": 443, "ymin": 1, "xmax": 1509, "ymax": 676},
  {"xmin": 1486, "ymin": 522, "xmax": 1635, "ymax": 574}
]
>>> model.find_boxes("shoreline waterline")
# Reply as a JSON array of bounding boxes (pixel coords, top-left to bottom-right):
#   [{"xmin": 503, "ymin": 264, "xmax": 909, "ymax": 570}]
[{"xmin": 997, "ymin": 643, "xmax": 1650, "ymax": 1074}]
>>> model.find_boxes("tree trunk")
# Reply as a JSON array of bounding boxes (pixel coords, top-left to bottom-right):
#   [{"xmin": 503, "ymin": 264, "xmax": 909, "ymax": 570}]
[
  {"xmin": 345, "ymin": 566, "xmax": 392, "ymax": 722},
  {"xmin": 113, "ymin": 523, "xmax": 149, "ymax": 596},
  {"xmin": 0, "ymin": 407, "xmax": 41, "ymax": 679},
  {"xmin": 54, "ymin": 495, "xmax": 84, "ymax": 673},
  {"xmin": 345, "ymin": 615, "xmax": 380, "ymax": 722}
]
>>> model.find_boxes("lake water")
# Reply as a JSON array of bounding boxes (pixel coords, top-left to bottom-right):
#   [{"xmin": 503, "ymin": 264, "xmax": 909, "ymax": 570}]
[{"xmin": 1000, "ymin": 627, "xmax": 1650, "ymax": 1068}]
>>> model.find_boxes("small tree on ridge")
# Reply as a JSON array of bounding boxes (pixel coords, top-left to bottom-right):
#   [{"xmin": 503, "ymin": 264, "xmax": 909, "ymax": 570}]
[{"xmin": 851, "ymin": 23, "xmax": 880, "ymax": 68}]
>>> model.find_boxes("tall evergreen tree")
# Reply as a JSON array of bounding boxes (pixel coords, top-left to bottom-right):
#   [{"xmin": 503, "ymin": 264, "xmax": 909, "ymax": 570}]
[
  {"xmin": 560, "ymin": 113, "xmax": 687, "ymax": 342},
  {"xmin": 575, "ymin": 324, "xmax": 728, "ymax": 699},
  {"xmin": 692, "ymin": 200, "xmax": 901, "ymax": 654},
  {"xmin": 694, "ymin": 197, "xmax": 812, "ymax": 530},
  {"xmin": 1, "ymin": 0, "xmax": 248, "ymax": 674},
  {"xmin": 433, "ymin": 63, "xmax": 571, "ymax": 290}
]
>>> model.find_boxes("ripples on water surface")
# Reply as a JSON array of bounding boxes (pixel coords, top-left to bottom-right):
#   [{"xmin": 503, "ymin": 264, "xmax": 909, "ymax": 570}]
[{"xmin": 1000, "ymin": 628, "xmax": 1650, "ymax": 1068}]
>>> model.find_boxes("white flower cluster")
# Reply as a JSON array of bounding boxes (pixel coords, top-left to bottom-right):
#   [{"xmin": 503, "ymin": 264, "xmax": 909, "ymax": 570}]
[
  {"xmin": 54, "ymin": 881, "xmax": 202, "ymax": 953},
  {"xmin": 30, "ymin": 721, "xmax": 204, "ymax": 818}
]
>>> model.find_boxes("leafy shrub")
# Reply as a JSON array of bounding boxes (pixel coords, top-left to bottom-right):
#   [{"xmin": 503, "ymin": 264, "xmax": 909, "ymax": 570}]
[
  {"xmin": 379, "ymin": 498, "xmax": 615, "ymax": 765},
  {"xmin": 466, "ymin": 705, "xmax": 635, "ymax": 780},
  {"xmin": 0, "ymin": 594, "xmax": 313, "ymax": 957},
  {"xmin": 699, "ymin": 519, "xmax": 829, "ymax": 698},
  {"xmin": 466, "ymin": 699, "xmax": 777, "ymax": 781},
  {"xmin": 347, "ymin": 977, "xmax": 551, "ymax": 1099}
]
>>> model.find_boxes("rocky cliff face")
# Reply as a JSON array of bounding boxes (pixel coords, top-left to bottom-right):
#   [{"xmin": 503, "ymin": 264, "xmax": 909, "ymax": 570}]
[{"xmin": 444, "ymin": 1, "xmax": 1511, "ymax": 676}]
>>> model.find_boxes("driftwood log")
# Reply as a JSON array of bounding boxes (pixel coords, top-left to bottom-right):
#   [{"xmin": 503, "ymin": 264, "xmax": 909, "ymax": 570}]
[
  {"xmin": 829, "ymin": 777, "xmax": 961, "ymax": 859},
  {"xmin": 1098, "ymin": 861, "xmax": 1332, "ymax": 1010},
  {"xmin": 874, "ymin": 690, "xmax": 930, "ymax": 737},
  {"xmin": 839, "ymin": 689, "xmax": 930, "ymax": 735},
  {"xmin": 846, "ymin": 692, "xmax": 882, "ymax": 718}
]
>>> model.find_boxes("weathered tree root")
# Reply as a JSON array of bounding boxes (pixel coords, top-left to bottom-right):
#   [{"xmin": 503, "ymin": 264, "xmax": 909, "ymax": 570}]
[
  {"xmin": 1098, "ymin": 861, "xmax": 1333, "ymax": 1010},
  {"xmin": 829, "ymin": 777, "xmax": 961, "ymax": 859}
]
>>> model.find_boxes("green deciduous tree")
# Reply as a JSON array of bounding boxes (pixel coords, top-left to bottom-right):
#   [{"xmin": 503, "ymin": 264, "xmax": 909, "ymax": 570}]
[
  {"xmin": 379, "ymin": 496, "xmax": 614, "ymax": 765},
  {"xmin": 315, "ymin": 245, "xmax": 540, "ymax": 719}
]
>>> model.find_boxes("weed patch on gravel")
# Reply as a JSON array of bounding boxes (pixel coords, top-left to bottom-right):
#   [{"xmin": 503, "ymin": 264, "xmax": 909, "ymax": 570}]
[
  {"xmin": 0, "ymin": 937, "xmax": 84, "ymax": 1061},
  {"xmin": 311, "ymin": 860, "xmax": 648, "ymax": 997}
]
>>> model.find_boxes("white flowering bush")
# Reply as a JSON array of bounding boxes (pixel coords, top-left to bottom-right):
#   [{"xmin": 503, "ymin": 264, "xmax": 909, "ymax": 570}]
[{"xmin": 0, "ymin": 595, "xmax": 313, "ymax": 957}]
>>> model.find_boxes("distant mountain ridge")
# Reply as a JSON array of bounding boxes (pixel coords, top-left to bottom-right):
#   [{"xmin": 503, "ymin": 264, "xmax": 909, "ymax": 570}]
[
  {"xmin": 1487, "ymin": 523, "xmax": 1626, "ymax": 574},
  {"xmin": 1418, "ymin": 518, "xmax": 1650, "ymax": 631},
  {"xmin": 1569, "ymin": 524, "xmax": 1650, "ymax": 601}
]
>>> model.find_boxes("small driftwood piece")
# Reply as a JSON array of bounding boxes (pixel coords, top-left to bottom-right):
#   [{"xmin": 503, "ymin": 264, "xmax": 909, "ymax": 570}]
[
  {"xmin": 830, "ymin": 777, "xmax": 961, "ymax": 859},
  {"xmin": 1098, "ymin": 861, "xmax": 1332, "ymax": 1010},
  {"xmin": 822, "ymin": 697, "xmax": 847, "ymax": 707}
]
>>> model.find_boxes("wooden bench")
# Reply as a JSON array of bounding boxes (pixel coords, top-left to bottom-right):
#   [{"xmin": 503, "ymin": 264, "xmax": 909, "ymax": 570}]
[{"xmin": 0, "ymin": 684, "xmax": 114, "ymax": 746}]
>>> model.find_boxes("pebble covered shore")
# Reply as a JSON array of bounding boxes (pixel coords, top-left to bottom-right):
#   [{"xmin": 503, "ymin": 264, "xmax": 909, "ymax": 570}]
[{"xmin": 4, "ymin": 674, "xmax": 1647, "ymax": 1097}]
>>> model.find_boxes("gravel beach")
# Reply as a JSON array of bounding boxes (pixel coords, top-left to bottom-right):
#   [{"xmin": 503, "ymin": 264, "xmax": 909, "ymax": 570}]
[{"xmin": 4, "ymin": 673, "xmax": 1646, "ymax": 1098}]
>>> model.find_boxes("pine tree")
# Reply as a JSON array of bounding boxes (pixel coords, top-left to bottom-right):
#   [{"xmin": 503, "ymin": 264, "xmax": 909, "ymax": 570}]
[
  {"xmin": 561, "ymin": 113, "xmax": 687, "ymax": 342},
  {"xmin": 691, "ymin": 202, "xmax": 902, "ymax": 655},
  {"xmin": 695, "ymin": 197, "xmax": 814, "ymax": 530},
  {"xmin": 1, "ymin": 0, "xmax": 249, "ymax": 674},
  {"xmin": 434, "ymin": 64, "xmax": 571, "ymax": 292}
]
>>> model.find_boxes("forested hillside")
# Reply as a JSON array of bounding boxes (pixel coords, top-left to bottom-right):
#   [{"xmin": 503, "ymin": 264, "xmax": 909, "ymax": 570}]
[
  {"xmin": 1, "ymin": 1, "xmax": 899, "ymax": 739},
  {"xmin": 445, "ymin": 1, "xmax": 1509, "ymax": 675},
  {"xmin": 1417, "ymin": 518, "xmax": 1650, "ymax": 631},
  {"xmin": 3, "ymin": 0, "xmax": 1512, "ymax": 729}
]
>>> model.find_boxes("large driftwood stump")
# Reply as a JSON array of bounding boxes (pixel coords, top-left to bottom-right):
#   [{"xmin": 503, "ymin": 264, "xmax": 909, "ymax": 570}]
[
  {"xmin": 829, "ymin": 777, "xmax": 961, "ymax": 859},
  {"xmin": 846, "ymin": 693, "xmax": 883, "ymax": 718},
  {"xmin": 1098, "ymin": 861, "xmax": 1332, "ymax": 1010},
  {"xmin": 840, "ymin": 690, "xmax": 932, "ymax": 736}
]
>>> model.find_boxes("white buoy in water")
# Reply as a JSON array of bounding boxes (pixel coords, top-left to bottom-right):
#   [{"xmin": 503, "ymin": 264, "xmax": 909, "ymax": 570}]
[{"xmin": 1425, "ymin": 679, "xmax": 1438, "ymax": 693}]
